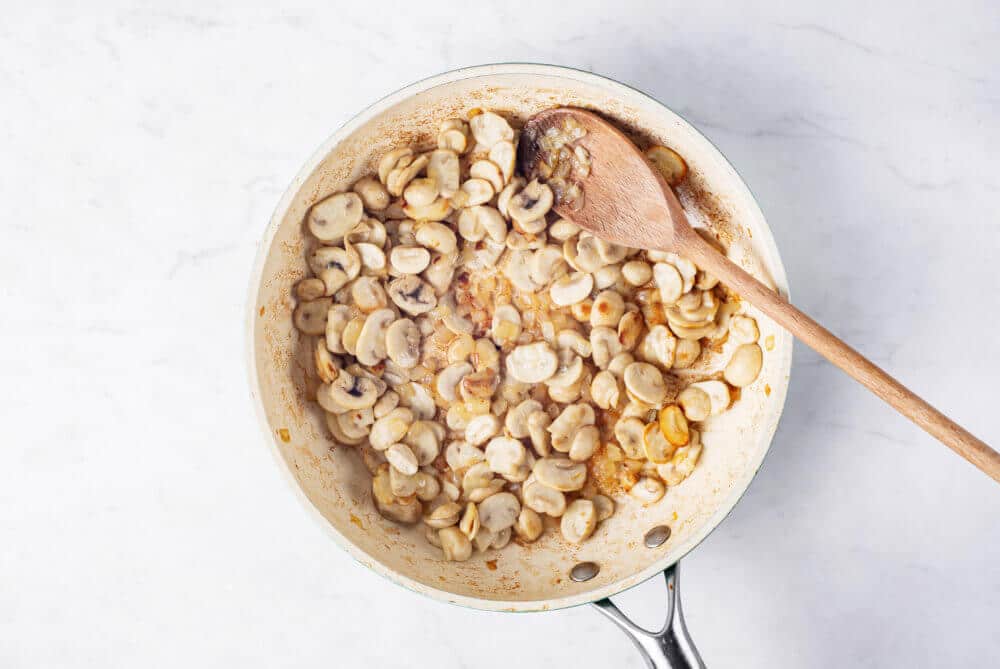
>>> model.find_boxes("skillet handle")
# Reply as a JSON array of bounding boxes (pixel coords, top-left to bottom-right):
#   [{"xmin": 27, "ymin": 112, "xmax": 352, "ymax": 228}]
[{"xmin": 591, "ymin": 563, "xmax": 706, "ymax": 669}]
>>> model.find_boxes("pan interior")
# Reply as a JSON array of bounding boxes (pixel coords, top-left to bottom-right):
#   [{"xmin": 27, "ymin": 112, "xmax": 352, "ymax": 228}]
[{"xmin": 248, "ymin": 66, "xmax": 792, "ymax": 611}]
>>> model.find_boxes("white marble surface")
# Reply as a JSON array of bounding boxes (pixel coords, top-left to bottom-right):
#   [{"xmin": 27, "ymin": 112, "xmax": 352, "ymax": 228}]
[{"xmin": 2, "ymin": 2, "xmax": 999, "ymax": 667}]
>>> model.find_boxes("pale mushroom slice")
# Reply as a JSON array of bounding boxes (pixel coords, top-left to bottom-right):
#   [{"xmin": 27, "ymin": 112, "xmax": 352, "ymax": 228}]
[
  {"xmin": 617, "ymin": 311, "xmax": 644, "ymax": 351},
  {"xmin": 590, "ymin": 327, "xmax": 623, "ymax": 369},
  {"xmin": 677, "ymin": 386, "xmax": 712, "ymax": 422},
  {"xmin": 595, "ymin": 238, "xmax": 629, "ymax": 264},
  {"xmin": 725, "ymin": 343, "xmax": 763, "ymax": 387},
  {"xmin": 533, "ymin": 457, "xmax": 587, "ymax": 492},
  {"xmin": 653, "ymin": 262, "xmax": 684, "ymax": 304},
  {"xmin": 295, "ymin": 277, "xmax": 326, "ymax": 301},
  {"xmin": 386, "ymin": 443, "xmax": 419, "ymax": 476},
  {"xmin": 459, "ymin": 502, "xmax": 481, "ymax": 540},
  {"xmin": 438, "ymin": 127, "xmax": 468, "ymax": 154},
  {"xmin": 488, "ymin": 139, "xmax": 516, "ymax": 181},
  {"xmin": 614, "ymin": 417, "xmax": 646, "ymax": 459},
  {"xmin": 414, "ymin": 221, "xmax": 457, "ymax": 255},
  {"xmin": 548, "ymin": 218, "xmax": 580, "ymax": 241},
  {"xmin": 569, "ymin": 425, "xmax": 600, "ymax": 462},
  {"xmin": 469, "ymin": 110, "xmax": 514, "ymax": 148},
  {"xmin": 465, "ymin": 414, "xmax": 501, "ymax": 447},
  {"xmin": 639, "ymin": 324, "xmax": 677, "ymax": 370},
  {"xmin": 500, "ymin": 249, "xmax": 537, "ymax": 292},
  {"xmin": 485, "ymin": 437, "xmax": 527, "ymax": 478},
  {"xmin": 622, "ymin": 260, "xmax": 653, "ymax": 286},
  {"xmin": 398, "ymin": 381, "xmax": 436, "ymax": 420},
  {"xmin": 389, "ymin": 246, "xmax": 431, "ymax": 274},
  {"xmin": 373, "ymin": 467, "xmax": 423, "ymax": 525},
  {"xmin": 658, "ymin": 436, "xmax": 703, "ymax": 486},
  {"xmin": 688, "ymin": 380, "xmax": 731, "ymax": 415},
  {"xmin": 505, "ymin": 399, "xmax": 543, "ymax": 439},
  {"xmin": 590, "ymin": 290, "xmax": 626, "ymax": 327},
  {"xmin": 729, "ymin": 315, "xmax": 760, "ymax": 344},
  {"xmin": 479, "ymin": 493, "xmax": 521, "ymax": 535},
  {"xmin": 673, "ymin": 339, "xmax": 701, "ymax": 369},
  {"xmin": 352, "ymin": 176, "xmax": 390, "ymax": 212},
  {"xmin": 403, "ymin": 177, "xmax": 439, "ymax": 208},
  {"xmin": 593, "ymin": 264, "xmax": 623, "ymax": 290},
  {"xmin": 355, "ymin": 308, "xmax": 394, "ymax": 366},
  {"xmin": 293, "ymin": 297, "xmax": 332, "ymax": 335},
  {"xmin": 314, "ymin": 337, "xmax": 341, "ymax": 384},
  {"xmin": 592, "ymin": 494, "xmax": 615, "ymax": 522},
  {"xmin": 522, "ymin": 475, "xmax": 567, "ymax": 516},
  {"xmin": 403, "ymin": 198, "xmax": 452, "ymax": 222},
  {"xmin": 550, "ymin": 272, "xmax": 594, "ymax": 307},
  {"xmin": 373, "ymin": 390, "xmax": 400, "ymax": 419},
  {"xmin": 515, "ymin": 508, "xmax": 544, "ymax": 542},
  {"xmin": 369, "ymin": 408, "xmax": 414, "ymax": 451},
  {"xmin": 350, "ymin": 277, "xmax": 387, "ymax": 313},
  {"xmin": 590, "ymin": 370, "xmax": 622, "ymax": 410},
  {"xmin": 527, "ymin": 410, "xmax": 552, "ymax": 457},
  {"xmin": 507, "ymin": 180, "xmax": 553, "ymax": 224},
  {"xmin": 377, "ymin": 147, "xmax": 413, "ymax": 184},
  {"xmin": 547, "ymin": 403, "xmax": 595, "ymax": 453},
  {"xmin": 436, "ymin": 362, "xmax": 473, "ymax": 403},
  {"xmin": 439, "ymin": 526, "xmax": 473, "ymax": 561},
  {"xmin": 307, "ymin": 192, "xmax": 364, "ymax": 243},
  {"xmin": 556, "ymin": 329, "xmax": 592, "ymax": 358},
  {"xmin": 309, "ymin": 246, "xmax": 361, "ymax": 295},
  {"xmin": 497, "ymin": 176, "xmax": 526, "ymax": 219},
  {"xmin": 608, "ymin": 352, "xmax": 635, "ymax": 378},
  {"xmin": 387, "ymin": 275, "xmax": 437, "ymax": 315},
  {"xmin": 444, "ymin": 440, "xmax": 485, "ymax": 471},
  {"xmin": 424, "ymin": 501, "xmax": 462, "ymax": 529},
  {"xmin": 460, "ymin": 178, "xmax": 494, "ymax": 207},
  {"xmin": 405, "ymin": 421, "xmax": 442, "ymax": 466},
  {"xmin": 662, "ymin": 253, "xmax": 697, "ymax": 293},
  {"xmin": 470, "ymin": 159, "xmax": 505, "ymax": 193},
  {"xmin": 384, "ymin": 318, "xmax": 421, "ymax": 369},
  {"xmin": 426, "ymin": 149, "xmax": 460, "ymax": 198},
  {"xmin": 422, "ymin": 251, "xmax": 457, "ymax": 295},
  {"xmin": 530, "ymin": 245, "xmax": 568, "ymax": 287},
  {"xmin": 353, "ymin": 242, "xmax": 386, "ymax": 274},
  {"xmin": 321, "ymin": 371, "xmax": 383, "ymax": 411},
  {"xmin": 642, "ymin": 422, "xmax": 676, "ymax": 464},
  {"xmin": 629, "ymin": 477, "xmax": 666, "ymax": 505},
  {"xmin": 387, "ymin": 153, "xmax": 430, "ymax": 197},
  {"xmin": 506, "ymin": 342, "xmax": 558, "ymax": 383},
  {"xmin": 560, "ymin": 499, "xmax": 597, "ymax": 544},
  {"xmin": 624, "ymin": 362, "xmax": 667, "ymax": 405},
  {"xmin": 545, "ymin": 349, "xmax": 584, "ymax": 388},
  {"xmin": 326, "ymin": 411, "xmax": 365, "ymax": 444},
  {"xmin": 491, "ymin": 304, "xmax": 522, "ymax": 349},
  {"xmin": 460, "ymin": 369, "xmax": 498, "ymax": 402},
  {"xmin": 573, "ymin": 235, "xmax": 606, "ymax": 273}
]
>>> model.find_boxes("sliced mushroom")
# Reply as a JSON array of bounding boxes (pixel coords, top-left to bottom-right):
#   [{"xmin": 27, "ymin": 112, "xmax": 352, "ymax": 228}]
[
  {"xmin": 573, "ymin": 235, "xmax": 606, "ymax": 273},
  {"xmin": 295, "ymin": 277, "xmax": 326, "ymax": 301},
  {"xmin": 658, "ymin": 436, "xmax": 703, "ymax": 486},
  {"xmin": 369, "ymin": 408, "xmax": 414, "ymax": 451},
  {"xmin": 497, "ymin": 176, "xmax": 526, "ymax": 219},
  {"xmin": 485, "ymin": 437, "xmax": 526, "ymax": 477},
  {"xmin": 414, "ymin": 221, "xmax": 457, "ymax": 255},
  {"xmin": 469, "ymin": 111, "xmax": 514, "ymax": 148},
  {"xmin": 556, "ymin": 329, "xmax": 592, "ymax": 357},
  {"xmin": 550, "ymin": 272, "xmax": 593, "ymax": 307},
  {"xmin": 569, "ymin": 425, "xmax": 600, "ymax": 462},
  {"xmin": 508, "ymin": 179, "xmax": 553, "ymax": 224},
  {"xmin": 642, "ymin": 422, "xmax": 676, "ymax": 463},
  {"xmin": 462, "ymin": 461, "xmax": 494, "ymax": 493},
  {"xmin": 386, "ymin": 443, "xmax": 419, "ymax": 476},
  {"xmin": 489, "ymin": 140, "xmax": 516, "ymax": 183},
  {"xmin": 688, "ymin": 380, "xmax": 731, "ymax": 415},
  {"xmin": 617, "ymin": 311, "xmax": 643, "ymax": 351},
  {"xmin": 677, "ymin": 386, "xmax": 711, "ymax": 422},
  {"xmin": 522, "ymin": 475, "xmax": 566, "ymax": 516},
  {"xmin": 548, "ymin": 218, "xmax": 580, "ymax": 241},
  {"xmin": 424, "ymin": 501, "xmax": 462, "ymax": 529},
  {"xmin": 436, "ymin": 362, "xmax": 473, "ymax": 403},
  {"xmin": 505, "ymin": 399, "xmax": 542, "ymax": 439},
  {"xmin": 590, "ymin": 290, "xmax": 625, "ymax": 328},
  {"xmin": 507, "ymin": 342, "xmax": 558, "ymax": 383},
  {"xmin": 426, "ymin": 149, "xmax": 460, "ymax": 198},
  {"xmin": 547, "ymin": 403, "xmax": 595, "ymax": 453},
  {"xmin": 387, "ymin": 275, "xmax": 437, "ymax": 315},
  {"xmin": 593, "ymin": 264, "xmax": 622, "ymax": 290},
  {"xmin": 608, "ymin": 352, "xmax": 635, "ymax": 378},
  {"xmin": 527, "ymin": 410, "xmax": 552, "ymax": 457},
  {"xmin": 352, "ymin": 176, "xmax": 390, "ymax": 211},
  {"xmin": 590, "ymin": 370, "xmax": 621, "ymax": 410},
  {"xmin": 377, "ymin": 147, "xmax": 413, "ymax": 184},
  {"xmin": 724, "ymin": 343, "xmax": 763, "ymax": 387},
  {"xmin": 465, "ymin": 413, "xmax": 500, "ymax": 447},
  {"xmin": 439, "ymin": 526, "xmax": 472, "ymax": 561},
  {"xmin": 470, "ymin": 159, "xmax": 505, "ymax": 193},
  {"xmin": 403, "ymin": 197, "xmax": 452, "ymax": 222},
  {"xmin": 515, "ymin": 508, "xmax": 544, "ymax": 542},
  {"xmin": 613, "ymin": 416, "xmax": 646, "ymax": 459},
  {"xmin": 639, "ymin": 324, "xmax": 677, "ymax": 370},
  {"xmin": 491, "ymin": 304, "xmax": 522, "ymax": 349},
  {"xmin": 322, "ymin": 371, "xmax": 383, "ymax": 411},
  {"xmin": 653, "ymin": 262, "xmax": 683, "ymax": 303},
  {"xmin": 546, "ymin": 349, "xmax": 583, "ymax": 388},
  {"xmin": 307, "ymin": 192, "xmax": 364, "ymax": 243},
  {"xmin": 373, "ymin": 390, "xmax": 400, "ymax": 419},
  {"xmin": 387, "ymin": 153, "xmax": 429, "ymax": 197},
  {"xmin": 590, "ymin": 326, "xmax": 623, "ymax": 369},
  {"xmin": 530, "ymin": 245, "xmax": 568, "ymax": 287},
  {"xmin": 310, "ymin": 246, "xmax": 361, "ymax": 295},
  {"xmin": 461, "ymin": 178, "xmax": 494, "ymax": 207},
  {"xmin": 592, "ymin": 494, "xmax": 615, "ymax": 522},
  {"xmin": 533, "ymin": 457, "xmax": 587, "ymax": 492},
  {"xmin": 403, "ymin": 177, "xmax": 439, "ymax": 208},
  {"xmin": 673, "ymin": 339, "xmax": 701, "ymax": 369},
  {"xmin": 384, "ymin": 318, "xmax": 421, "ymax": 369},
  {"xmin": 624, "ymin": 362, "xmax": 667, "ymax": 405},
  {"xmin": 405, "ymin": 421, "xmax": 441, "ymax": 466},
  {"xmin": 293, "ymin": 297, "xmax": 332, "ymax": 335},
  {"xmin": 355, "ymin": 308, "xmax": 394, "ymax": 366},
  {"xmin": 390, "ymin": 246, "xmax": 431, "ymax": 274},
  {"xmin": 350, "ymin": 277, "xmax": 387, "ymax": 313},
  {"xmin": 422, "ymin": 251, "xmax": 457, "ymax": 295},
  {"xmin": 629, "ymin": 477, "xmax": 665, "ymax": 505},
  {"xmin": 459, "ymin": 501, "xmax": 481, "ymax": 540},
  {"xmin": 314, "ymin": 337, "xmax": 341, "ymax": 384},
  {"xmin": 729, "ymin": 315, "xmax": 760, "ymax": 344},
  {"xmin": 438, "ymin": 127, "xmax": 468, "ymax": 154},
  {"xmin": 646, "ymin": 145, "xmax": 688, "ymax": 185},
  {"xmin": 478, "ymin": 492, "xmax": 520, "ymax": 534},
  {"xmin": 622, "ymin": 260, "xmax": 653, "ymax": 286},
  {"xmin": 560, "ymin": 499, "xmax": 597, "ymax": 544},
  {"xmin": 658, "ymin": 405, "xmax": 690, "ymax": 447}
]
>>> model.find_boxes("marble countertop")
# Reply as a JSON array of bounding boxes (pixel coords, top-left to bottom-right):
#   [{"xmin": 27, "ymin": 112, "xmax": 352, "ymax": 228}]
[{"xmin": 2, "ymin": 2, "xmax": 998, "ymax": 667}]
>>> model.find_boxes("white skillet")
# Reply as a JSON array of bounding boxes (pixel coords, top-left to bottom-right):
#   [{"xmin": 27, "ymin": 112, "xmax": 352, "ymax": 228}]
[{"xmin": 246, "ymin": 64, "xmax": 793, "ymax": 668}]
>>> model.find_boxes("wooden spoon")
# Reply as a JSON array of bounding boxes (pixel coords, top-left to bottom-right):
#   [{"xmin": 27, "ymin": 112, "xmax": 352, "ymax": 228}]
[{"xmin": 518, "ymin": 106, "xmax": 1000, "ymax": 483}]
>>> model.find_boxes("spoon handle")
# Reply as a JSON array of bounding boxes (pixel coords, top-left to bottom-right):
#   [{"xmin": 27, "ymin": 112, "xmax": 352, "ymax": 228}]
[{"xmin": 681, "ymin": 231, "xmax": 1000, "ymax": 483}]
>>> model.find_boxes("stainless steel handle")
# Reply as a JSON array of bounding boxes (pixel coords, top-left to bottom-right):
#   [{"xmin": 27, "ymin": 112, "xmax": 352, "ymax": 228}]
[{"xmin": 591, "ymin": 564, "xmax": 705, "ymax": 669}]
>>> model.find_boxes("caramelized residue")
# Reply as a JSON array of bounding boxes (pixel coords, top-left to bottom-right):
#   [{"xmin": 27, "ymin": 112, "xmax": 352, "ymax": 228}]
[
  {"xmin": 259, "ymin": 306, "xmax": 265, "ymax": 316},
  {"xmin": 349, "ymin": 513, "xmax": 364, "ymax": 529},
  {"xmin": 764, "ymin": 384, "xmax": 772, "ymax": 397},
  {"xmin": 277, "ymin": 428, "xmax": 291, "ymax": 443},
  {"xmin": 764, "ymin": 334, "xmax": 775, "ymax": 351},
  {"xmin": 486, "ymin": 559, "xmax": 498, "ymax": 571}
]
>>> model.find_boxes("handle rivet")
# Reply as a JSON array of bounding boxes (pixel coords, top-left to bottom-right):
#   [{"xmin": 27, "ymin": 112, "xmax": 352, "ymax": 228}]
[
  {"xmin": 644, "ymin": 525, "xmax": 671, "ymax": 548},
  {"xmin": 570, "ymin": 561, "xmax": 600, "ymax": 582}
]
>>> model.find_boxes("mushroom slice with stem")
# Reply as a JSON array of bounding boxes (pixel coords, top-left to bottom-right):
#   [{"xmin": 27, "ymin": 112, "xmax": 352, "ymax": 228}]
[
  {"xmin": 560, "ymin": 499, "xmax": 597, "ymax": 544},
  {"xmin": 478, "ymin": 492, "xmax": 520, "ymax": 534},
  {"xmin": 470, "ymin": 159, "xmax": 505, "ymax": 193},
  {"xmin": 307, "ymin": 192, "xmax": 364, "ymax": 243},
  {"xmin": 485, "ymin": 437, "xmax": 526, "ymax": 477},
  {"xmin": 426, "ymin": 149, "xmax": 460, "ymax": 198},
  {"xmin": 533, "ymin": 457, "xmax": 587, "ymax": 492},
  {"xmin": 293, "ymin": 297, "xmax": 332, "ymax": 336},
  {"xmin": 321, "ymin": 371, "xmax": 383, "ymax": 411},
  {"xmin": 489, "ymin": 140, "xmax": 516, "ymax": 183},
  {"xmin": 436, "ymin": 362, "xmax": 473, "ymax": 403},
  {"xmin": 522, "ymin": 475, "xmax": 566, "ymax": 517},
  {"xmin": 550, "ymin": 272, "xmax": 593, "ymax": 307},
  {"xmin": 384, "ymin": 318, "xmax": 421, "ymax": 369},
  {"xmin": 469, "ymin": 111, "xmax": 514, "ymax": 148},
  {"xmin": 624, "ymin": 362, "xmax": 667, "ymax": 405},
  {"xmin": 355, "ymin": 308, "xmax": 394, "ymax": 366},
  {"xmin": 387, "ymin": 275, "xmax": 437, "ymax": 315},
  {"xmin": 507, "ymin": 179, "xmax": 553, "ymax": 224}
]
